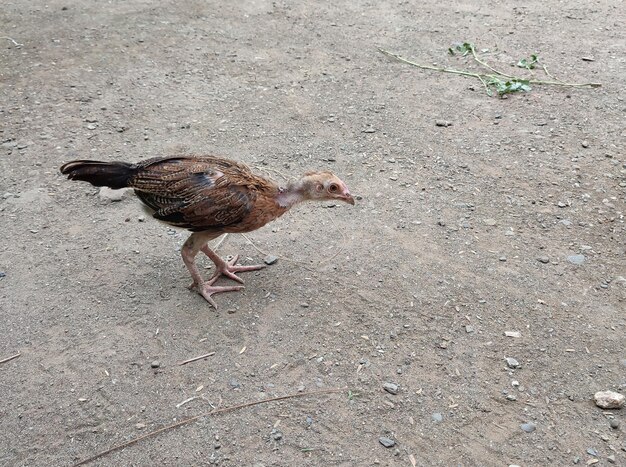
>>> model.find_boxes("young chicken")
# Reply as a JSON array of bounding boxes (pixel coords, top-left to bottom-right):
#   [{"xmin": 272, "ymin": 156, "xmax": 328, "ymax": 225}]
[{"xmin": 60, "ymin": 155, "xmax": 354, "ymax": 307}]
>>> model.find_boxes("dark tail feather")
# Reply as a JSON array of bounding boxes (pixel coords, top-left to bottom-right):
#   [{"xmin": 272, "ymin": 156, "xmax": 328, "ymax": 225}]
[{"xmin": 60, "ymin": 160, "xmax": 137, "ymax": 189}]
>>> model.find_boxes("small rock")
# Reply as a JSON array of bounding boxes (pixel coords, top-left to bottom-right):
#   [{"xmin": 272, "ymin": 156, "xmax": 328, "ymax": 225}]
[
  {"xmin": 506, "ymin": 394, "xmax": 517, "ymax": 401},
  {"xmin": 567, "ymin": 254, "xmax": 586, "ymax": 265},
  {"xmin": 465, "ymin": 325, "xmax": 474, "ymax": 333},
  {"xmin": 99, "ymin": 187, "xmax": 127, "ymax": 202},
  {"xmin": 520, "ymin": 422, "xmax": 536, "ymax": 433},
  {"xmin": 537, "ymin": 256, "xmax": 550, "ymax": 264},
  {"xmin": 499, "ymin": 256, "xmax": 507, "ymax": 262},
  {"xmin": 594, "ymin": 390, "xmax": 625, "ymax": 409},
  {"xmin": 379, "ymin": 436, "xmax": 395, "ymax": 448},
  {"xmin": 557, "ymin": 201, "xmax": 567, "ymax": 208},
  {"xmin": 432, "ymin": 412, "xmax": 443, "ymax": 423},
  {"xmin": 435, "ymin": 120, "xmax": 452, "ymax": 127},
  {"xmin": 150, "ymin": 361, "xmax": 160, "ymax": 368},
  {"xmin": 506, "ymin": 357, "xmax": 521, "ymax": 369},
  {"xmin": 362, "ymin": 128, "xmax": 376, "ymax": 133},
  {"xmin": 229, "ymin": 379, "xmax": 241, "ymax": 389},
  {"xmin": 270, "ymin": 429, "xmax": 282, "ymax": 441},
  {"xmin": 263, "ymin": 255, "xmax": 278, "ymax": 265},
  {"xmin": 483, "ymin": 218, "xmax": 497, "ymax": 226},
  {"xmin": 609, "ymin": 419, "xmax": 620, "ymax": 429},
  {"xmin": 586, "ymin": 448, "xmax": 598, "ymax": 457},
  {"xmin": 607, "ymin": 454, "xmax": 616, "ymax": 464},
  {"xmin": 0, "ymin": 272, "xmax": 5, "ymax": 279},
  {"xmin": 135, "ymin": 423, "xmax": 146, "ymax": 430},
  {"xmin": 137, "ymin": 216, "xmax": 146, "ymax": 222},
  {"xmin": 581, "ymin": 140, "xmax": 589, "ymax": 148},
  {"xmin": 383, "ymin": 382, "xmax": 399, "ymax": 395},
  {"xmin": 505, "ymin": 331, "xmax": 522, "ymax": 338}
]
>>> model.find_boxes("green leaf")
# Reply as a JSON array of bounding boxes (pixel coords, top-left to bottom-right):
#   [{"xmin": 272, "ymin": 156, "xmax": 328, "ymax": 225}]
[
  {"xmin": 517, "ymin": 54, "xmax": 538, "ymax": 70},
  {"xmin": 450, "ymin": 42, "xmax": 474, "ymax": 56}
]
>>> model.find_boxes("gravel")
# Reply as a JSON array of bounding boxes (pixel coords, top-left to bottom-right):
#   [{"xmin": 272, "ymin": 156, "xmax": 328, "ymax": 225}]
[
  {"xmin": 383, "ymin": 382, "xmax": 399, "ymax": 395},
  {"xmin": 505, "ymin": 357, "xmax": 521, "ymax": 369},
  {"xmin": 594, "ymin": 390, "xmax": 625, "ymax": 409},
  {"xmin": 379, "ymin": 437, "xmax": 396, "ymax": 448},
  {"xmin": 567, "ymin": 254, "xmax": 586, "ymax": 265}
]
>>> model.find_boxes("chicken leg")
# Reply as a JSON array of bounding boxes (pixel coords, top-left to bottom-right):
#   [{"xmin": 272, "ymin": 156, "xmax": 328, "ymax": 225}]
[
  {"xmin": 182, "ymin": 232, "xmax": 266, "ymax": 307},
  {"xmin": 181, "ymin": 233, "xmax": 244, "ymax": 307}
]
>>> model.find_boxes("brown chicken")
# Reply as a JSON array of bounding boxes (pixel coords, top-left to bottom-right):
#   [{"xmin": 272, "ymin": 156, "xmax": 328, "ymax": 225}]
[{"xmin": 60, "ymin": 155, "xmax": 354, "ymax": 307}]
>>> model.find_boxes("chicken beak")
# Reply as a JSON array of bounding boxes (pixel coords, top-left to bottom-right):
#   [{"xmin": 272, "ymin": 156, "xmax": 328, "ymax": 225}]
[{"xmin": 343, "ymin": 193, "xmax": 355, "ymax": 205}]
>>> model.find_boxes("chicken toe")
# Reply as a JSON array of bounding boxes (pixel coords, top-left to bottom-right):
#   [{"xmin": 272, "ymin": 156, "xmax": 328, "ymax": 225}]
[
  {"xmin": 201, "ymin": 247, "xmax": 265, "ymax": 284},
  {"xmin": 196, "ymin": 279, "xmax": 244, "ymax": 308}
]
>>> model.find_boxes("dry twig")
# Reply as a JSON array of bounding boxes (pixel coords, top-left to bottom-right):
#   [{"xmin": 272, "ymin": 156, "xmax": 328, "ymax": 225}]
[
  {"xmin": 0, "ymin": 352, "xmax": 21, "ymax": 365},
  {"xmin": 73, "ymin": 387, "xmax": 345, "ymax": 466},
  {"xmin": 177, "ymin": 352, "xmax": 215, "ymax": 365}
]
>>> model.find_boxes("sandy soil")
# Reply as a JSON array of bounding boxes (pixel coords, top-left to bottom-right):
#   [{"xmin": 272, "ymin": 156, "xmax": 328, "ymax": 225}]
[{"xmin": 1, "ymin": 1, "xmax": 624, "ymax": 466}]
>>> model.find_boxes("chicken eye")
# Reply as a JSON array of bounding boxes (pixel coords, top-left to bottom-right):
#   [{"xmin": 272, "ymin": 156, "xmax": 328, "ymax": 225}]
[{"xmin": 328, "ymin": 183, "xmax": 339, "ymax": 193}]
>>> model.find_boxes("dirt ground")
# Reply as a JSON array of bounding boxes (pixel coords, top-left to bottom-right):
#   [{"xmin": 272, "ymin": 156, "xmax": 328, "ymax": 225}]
[{"xmin": 1, "ymin": 1, "xmax": 624, "ymax": 466}]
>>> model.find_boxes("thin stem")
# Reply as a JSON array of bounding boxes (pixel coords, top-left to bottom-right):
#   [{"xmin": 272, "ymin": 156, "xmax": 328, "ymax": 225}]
[
  {"xmin": 378, "ymin": 48, "xmax": 602, "ymax": 90},
  {"xmin": 469, "ymin": 45, "xmax": 514, "ymax": 79},
  {"xmin": 377, "ymin": 48, "xmax": 484, "ymax": 80}
]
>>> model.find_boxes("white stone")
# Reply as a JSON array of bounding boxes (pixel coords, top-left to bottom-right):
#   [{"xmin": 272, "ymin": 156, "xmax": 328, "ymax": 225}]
[{"xmin": 594, "ymin": 390, "xmax": 624, "ymax": 409}]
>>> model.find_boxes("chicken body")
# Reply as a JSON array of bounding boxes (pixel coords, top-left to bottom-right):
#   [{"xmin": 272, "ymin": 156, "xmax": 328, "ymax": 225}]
[{"xmin": 60, "ymin": 155, "xmax": 354, "ymax": 307}]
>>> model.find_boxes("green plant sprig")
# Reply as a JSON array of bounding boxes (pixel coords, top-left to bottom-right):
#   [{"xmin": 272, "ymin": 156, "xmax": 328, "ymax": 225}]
[{"xmin": 378, "ymin": 43, "xmax": 601, "ymax": 97}]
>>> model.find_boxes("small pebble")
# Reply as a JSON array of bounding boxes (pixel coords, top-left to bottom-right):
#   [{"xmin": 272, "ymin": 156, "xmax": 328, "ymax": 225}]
[
  {"xmin": 582, "ymin": 140, "xmax": 589, "ymax": 148},
  {"xmin": 465, "ymin": 325, "xmax": 474, "ymax": 333},
  {"xmin": 537, "ymin": 256, "xmax": 550, "ymax": 264},
  {"xmin": 483, "ymin": 218, "xmax": 497, "ymax": 226},
  {"xmin": 150, "ymin": 361, "xmax": 160, "ymax": 368},
  {"xmin": 435, "ymin": 120, "xmax": 452, "ymax": 127},
  {"xmin": 138, "ymin": 216, "xmax": 146, "ymax": 222},
  {"xmin": 594, "ymin": 390, "xmax": 625, "ymax": 409},
  {"xmin": 505, "ymin": 331, "xmax": 521, "ymax": 338},
  {"xmin": 567, "ymin": 254, "xmax": 586, "ymax": 265},
  {"xmin": 271, "ymin": 429, "xmax": 283, "ymax": 441},
  {"xmin": 506, "ymin": 394, "xmax": 517, "ymax": 401},
  {"xmin": 609, "ymin": 419, "xmax": 620, "ymax": 429},
  {"xmin": 383, "ymin": 382, "xmax": 399, "ymax": 395},
  {"xmin": 135, "ymin": 423, "xmax": 146, "ymax": 430},
  {"xmin": 520, "ymin": 422, "xmax": 536, "ymax": 433},
  {"xmin": 607, "ymin": 454, "xmax": 616, "ymax": 464},
  {"xmin": 379, "ymin": 436, "xmax": 395, "ymax": 448},
  {"xmin": 264, "ymin": 255, "xmax": 278, "ymax": 265},
  {"xmin": 499, "ymin": 256, "xmax": 507, "ymax": 262},
  {"xmin": 586, "ymin": 447, "xmax": 598, "ymax": 457},
  {"xmin": 432, "ymin": 412, "xmax": 443, "ymax": 423},
  {"xmin": 557, "ymin": 201, "xmax": 567, "ymax": 208},
  {"xmin": 505, "ymin": 357, "xmax": 521, "ymax": 369},
  {"xmin": 229, "ymin": 379, "xmax": 241, "ymax": 389}
]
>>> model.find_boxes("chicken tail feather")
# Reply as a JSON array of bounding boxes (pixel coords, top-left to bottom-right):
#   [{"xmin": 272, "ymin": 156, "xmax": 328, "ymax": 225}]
[{"xmin": 60, "ymin": 160, "xmax": 136, "ymax": 189}]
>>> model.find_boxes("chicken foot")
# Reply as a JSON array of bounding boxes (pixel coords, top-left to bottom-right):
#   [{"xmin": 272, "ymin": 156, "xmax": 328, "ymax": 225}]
[
  {"xmin": 181, "ymin": 234, "xmax": 244, "ymax": 308},
  {"xmin": 200, "ymin": 246, "xmax": 265, "ymax": 284}
]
